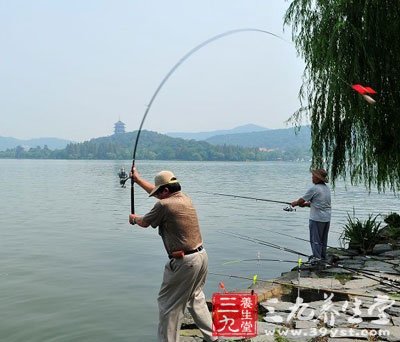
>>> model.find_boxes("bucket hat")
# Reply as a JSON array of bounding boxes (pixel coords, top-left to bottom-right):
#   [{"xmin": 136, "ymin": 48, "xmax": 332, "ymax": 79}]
[
  {"xmin": 312, "ymin": 168, "xmax": 328, "ymax": 183},
  {"xmin": 149, "ymin": 170, "xmax": 178, "ymax": 197}
]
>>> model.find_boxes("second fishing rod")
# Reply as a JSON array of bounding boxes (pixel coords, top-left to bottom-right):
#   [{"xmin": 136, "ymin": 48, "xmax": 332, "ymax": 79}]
[
  {"xmin": 257, "ymin": 227, "xmax": 400, "ymax": 270},
  {"xmin": 220, "ymin": 230, "xmax": 400, "ymax": 290},
  {"xmin": 199, "ymin": 190, "xmax": 393, "ymax": 215}
]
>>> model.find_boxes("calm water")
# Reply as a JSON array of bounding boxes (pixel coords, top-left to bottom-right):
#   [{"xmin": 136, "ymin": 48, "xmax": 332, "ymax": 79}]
[{"xmin": 1, "ymin": 160, "xmax": 399, "ymax": 341}]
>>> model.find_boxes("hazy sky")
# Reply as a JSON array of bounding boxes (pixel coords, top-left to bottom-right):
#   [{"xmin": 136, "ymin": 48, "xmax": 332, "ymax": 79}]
[{"xmin": 1, "ymin": 1, "xmax": 305, "ymax": 142}]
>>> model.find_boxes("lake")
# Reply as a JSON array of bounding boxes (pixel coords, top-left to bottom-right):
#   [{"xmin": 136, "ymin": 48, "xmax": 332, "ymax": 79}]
[{"xmin": 1, "ymin": 159, "xmax": 398, "ymax": 341}]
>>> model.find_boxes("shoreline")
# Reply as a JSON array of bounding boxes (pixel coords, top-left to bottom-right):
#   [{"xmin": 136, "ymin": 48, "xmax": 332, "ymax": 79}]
[{"xmin": 181, "ymin": 248, "xmax": 400, "ymax": 341}]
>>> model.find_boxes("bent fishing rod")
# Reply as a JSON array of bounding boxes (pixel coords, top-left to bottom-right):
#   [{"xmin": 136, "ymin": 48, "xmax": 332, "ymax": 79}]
[
  {"xmin": 258, "ymin": 227, "xmax": 400, "ymax": 270},
  {"xmin": 119, "ymin": 28, "xmax": 289, "ymax": 217},
  {"xmin": 121, "ymin": 27, "xmax": 368, "ymax": 216},
  {"xmin": 220, "ymin": 231, "xmax": 400, "ymax": 290}
]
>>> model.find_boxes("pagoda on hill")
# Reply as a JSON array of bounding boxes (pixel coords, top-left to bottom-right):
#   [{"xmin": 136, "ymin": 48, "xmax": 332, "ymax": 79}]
[{"xmin": 114, "ymin": 120, "xmax": 126, "ymax": 135}]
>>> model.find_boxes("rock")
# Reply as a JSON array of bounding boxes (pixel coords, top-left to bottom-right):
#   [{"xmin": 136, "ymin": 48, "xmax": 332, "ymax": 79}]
[
  {"xmin": 321, "ymin": 267, "xmax": 353, "ymax": 274},
  {"xmin": 250, "ymin": 335, "xmax": 275, "ymax": 341},
  {"xmin": 387, "ymin": 306, "xmax": 400, "ymax": 317},
  {"xmin": 260, "ymin": 298, "xmax": 293, "ymax": 313},
  {"xmin": 363, "ymin": 259, "xmax": 397, "ymax": 273},
  {"xmin": 328, "ymin": 339, "xmax": 366, "ymax": 342},
  {"xmin": 392, "ymin": 317, "xmax": 400, "ymax": 325},
  {"xmin": 381, "ymin": 250, "xmax": 400, "ymax": 258},
  {"xmin": 343, "ymin": 277, "xmax": 378, "ymax": 289},
  {"xmin": 292, "ymin": 277, "xmax": 344, "ymax": 289},
  {"xmin": 357, "ymin": 322, "xmax": 392, "ymax": 329},
  {"xmin": 258, "ymin": 321, "xmax": 282, "ymax": 341},
  {"xmin": 384, "ymin": 326, "xmax": 400, "ymax": 342},
  {"xmin": 336, "ymin": 259, "xmax": 365, "ymax": 268},
  {"xmin": 373, "ymin": 244, "xmax": 393, "ymax": 255},
  {"xmin": 294, "ymin": 320, "xmax": 318, "ymax": 329}
]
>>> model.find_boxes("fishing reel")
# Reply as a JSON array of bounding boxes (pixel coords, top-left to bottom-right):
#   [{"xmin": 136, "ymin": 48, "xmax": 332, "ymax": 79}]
[{"xmin": 283, "ymin": 206, "xmax": 296, "ymax": 212}]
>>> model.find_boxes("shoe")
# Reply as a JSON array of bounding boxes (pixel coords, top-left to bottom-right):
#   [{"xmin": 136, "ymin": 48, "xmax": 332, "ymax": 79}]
[{"xmin": 307, "ymin": 256, "xmax": 321, "ymax": 265}]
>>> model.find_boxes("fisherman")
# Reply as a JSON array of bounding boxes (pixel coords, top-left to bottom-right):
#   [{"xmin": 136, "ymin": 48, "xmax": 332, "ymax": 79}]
[
  {"xmin": 128, "ymin": 168, "xmax": 217, "ymax": 342},
  {"xmin": 291, "ymin": 168, "xmax": 331, "ymax": 264}
]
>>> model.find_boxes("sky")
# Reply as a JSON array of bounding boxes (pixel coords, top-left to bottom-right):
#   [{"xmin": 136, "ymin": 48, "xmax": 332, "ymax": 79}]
[{"xmin": 1, "ymin": 1, "xmax": 305, "ymax": 142}]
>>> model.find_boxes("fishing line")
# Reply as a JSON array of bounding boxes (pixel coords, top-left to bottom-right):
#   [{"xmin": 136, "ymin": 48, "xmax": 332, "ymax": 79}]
[
  {"xmin": 122, "ymin": 28, "xmax": 291, "ymax": 216},
  {"xmin": 220, "ymin": 231, "xmax": 400, "ymax": 290}
]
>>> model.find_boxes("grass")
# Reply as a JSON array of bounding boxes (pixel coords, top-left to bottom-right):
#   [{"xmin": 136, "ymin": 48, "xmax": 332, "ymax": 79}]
[{"xmin": 339, "ymin": 214, "xmax": 382, "ymax": 254}]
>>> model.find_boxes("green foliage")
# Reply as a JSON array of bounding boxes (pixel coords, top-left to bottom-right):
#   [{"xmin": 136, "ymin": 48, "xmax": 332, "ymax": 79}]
[
  {"xmin": 0, "ymin": 130, "xmax": 310, "ymax": 161},
  {"xmin": 384, "ymin": 212, "xmax": 400, "ymax": 228},
  {"xmin": 285, "ymin": 1, "xmax": 400, "ymax": 192},
  {"xmin": 383, "ymin": 212, "xmax": 400, "ymax": 242},
  {"xmin": 274, "ymin": 329, "xmax": 290, "ymax": 342},
  {"xmin": 339, "ymin": 214, "xmax": 382, "ymax": 254},
  {"xmin": 334, "ymin": 273, "xmax": 353, "ymax": 285}
]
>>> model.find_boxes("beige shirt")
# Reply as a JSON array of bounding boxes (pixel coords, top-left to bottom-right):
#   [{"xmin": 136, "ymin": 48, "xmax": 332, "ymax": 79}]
[{"xmin": 143, "ymin": 191, "xmax": 203, "ymax": 254}]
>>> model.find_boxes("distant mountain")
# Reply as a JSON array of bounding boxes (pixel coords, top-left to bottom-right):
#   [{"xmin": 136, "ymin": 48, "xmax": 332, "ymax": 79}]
[
  {"xmin": 205, "ymin": 126, "xmax": 311, "ymax": 150},
  {"xmin": 0, "ymin": 136, "xmax": 73, "ymax": 151},
  {"xmin": 166, "ymin": 124, "xmax": 268, "ymax": 140},
  {"xmin": 0, "ymin": 129, "xmax": 310, "ymax": 161}
]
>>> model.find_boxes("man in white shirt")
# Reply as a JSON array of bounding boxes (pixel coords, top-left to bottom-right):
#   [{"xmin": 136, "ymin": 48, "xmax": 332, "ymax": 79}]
[{"xmin": 291, "ymin": 169, "xmax": 331, "ymax": 263}]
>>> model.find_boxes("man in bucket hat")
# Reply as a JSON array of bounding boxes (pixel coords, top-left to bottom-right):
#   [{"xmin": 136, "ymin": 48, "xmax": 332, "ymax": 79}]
[
  {"xmin": 291, "ymin": 168, "xmax": 331, "ymax": 265},
  {"xmin": 129, "ymin": 169, "xmax": 217, "ymax": 342}
]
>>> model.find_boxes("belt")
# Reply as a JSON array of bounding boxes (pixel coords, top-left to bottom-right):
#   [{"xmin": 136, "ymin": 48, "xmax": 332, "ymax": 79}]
[
  {"xmin": 168, "ymin": 245, "xmax": 203, "ymax": 259},
  {"xmin": 185, "ymin": 245, "xmax": 203, "ymax": 255}
]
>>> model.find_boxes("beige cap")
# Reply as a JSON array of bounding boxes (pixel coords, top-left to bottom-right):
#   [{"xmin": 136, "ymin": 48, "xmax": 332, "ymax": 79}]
[
  {"xmin": 149, "ymin": 170, "xmax": 178, "ymax": 197},
  {"xmin": 312, "ymin": 168, "xmax": 328, "ymax": 183}
]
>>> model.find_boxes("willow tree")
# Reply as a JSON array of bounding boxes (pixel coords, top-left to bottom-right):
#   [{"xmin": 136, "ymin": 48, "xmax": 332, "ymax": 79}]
[{"xmin": 284, "ymin": 0, "xmax": 400, "ymax": 192}]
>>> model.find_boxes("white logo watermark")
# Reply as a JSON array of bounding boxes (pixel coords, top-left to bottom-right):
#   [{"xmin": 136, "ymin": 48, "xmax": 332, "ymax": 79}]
[
  {"xmin": 265, "ymin": 327, "xmax": 390, "ymax": 338},
  {"xmin": 263, "ymin": 293, "xmax": 395, "ymax": 338},
  {"xmin": 264, "ymin": 294, "xmax": 395, "ymax": 327}
]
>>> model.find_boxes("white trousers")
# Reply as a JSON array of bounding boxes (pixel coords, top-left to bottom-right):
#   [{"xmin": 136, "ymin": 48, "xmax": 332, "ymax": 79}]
[{"xmin": 157, "ymin": 250, "xmax": 216, "ymax": 342}]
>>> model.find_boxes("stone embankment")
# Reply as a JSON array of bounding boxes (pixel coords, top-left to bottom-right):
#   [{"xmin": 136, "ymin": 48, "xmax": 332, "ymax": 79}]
[{"xmin": 181, "ymin": 248, "xmax": 400, "ymax": 342}]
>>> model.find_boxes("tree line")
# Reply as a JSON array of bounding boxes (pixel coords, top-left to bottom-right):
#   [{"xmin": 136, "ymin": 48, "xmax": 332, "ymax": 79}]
[{"xmin": 0, "ymin": 130, "xmax": 310, "ymax": 161}]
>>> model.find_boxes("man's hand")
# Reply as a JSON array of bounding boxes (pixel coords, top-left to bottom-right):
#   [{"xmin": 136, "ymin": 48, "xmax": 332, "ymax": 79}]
[
  {"xmin": 130, "ymin": 167, "xmax": 140, "ymax": 183},
  {"xmin": 129, "ymin": 214, "xmax": 138, "ymax": 225},
  {"xmin": 291, "ymin": 198, "xmax": 306, "ymax": 207}
]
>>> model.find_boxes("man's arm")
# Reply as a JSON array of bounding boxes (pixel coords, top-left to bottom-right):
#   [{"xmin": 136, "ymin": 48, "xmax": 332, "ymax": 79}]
[
  {"xmin": 291, "ymin": 198, "xmax": 310, "ymax": 207},
  {"xmin": 131, "ymin": 168, "xmax": 156, "ymax": 195},
  {"xmin": 129, "ymin": 214, "xmax": 150, "ymax": 227}
]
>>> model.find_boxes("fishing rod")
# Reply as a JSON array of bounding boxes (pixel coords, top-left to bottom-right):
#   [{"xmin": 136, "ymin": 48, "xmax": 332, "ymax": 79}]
[
  {"xmin": 223, "ymin": 258, "xmax": 300, "ymax": 265},
  {"xmin": 197, "ymin": 191, "xmax": 295, "ymax": 211},
  {"xmin": 120, "ymin": 26, "xmax": 379, "ymax": 216},
  {"xmin": 220, "ymin": 231, "xmax": 400, "ymax": 290},
  {"xmin": 208, "ymin": 272, "xmax": 400, "ymax": 301},
  {"xmin": 259, "ymin": 227, "xmax": 400, "ymax": 269},
  {"xmin": 198, "ymin": 191, "xmax": 369, "ymax": 214},
  {"xmin": 223, "ymin": 254, "xmax": 400, "ymax": 276},
  {"xmin": 119, "ymin": 28, "xmax": 290, "ymax": 216},
  {"xmin": 223, "ymin": 230, "xmax": 400, "ymax": 281}
]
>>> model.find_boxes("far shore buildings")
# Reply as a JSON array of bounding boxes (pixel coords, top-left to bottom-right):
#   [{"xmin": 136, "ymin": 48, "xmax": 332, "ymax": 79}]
[{"xmin": 114, "ymin": 120, "xmax": 126, "ymax": 135}]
